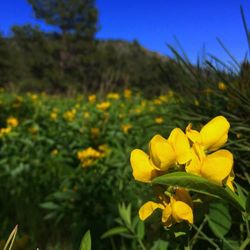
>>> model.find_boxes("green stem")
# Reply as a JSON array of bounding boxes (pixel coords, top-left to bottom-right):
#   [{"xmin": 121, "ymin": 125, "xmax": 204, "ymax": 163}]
[
  {"xmin": 137, "ymin": 238, "xmax": 147, "ymax": 250},
  {"xmin": 192, "ymin": 224, "xmax": 220, "ymax": 249},
  {"xmin": 190, "ymin": 217, "xmax": 208, "ymax": 248},
  {"xmin": 239, "ymin": 236, "xmax": 250, "ymax": 250}
]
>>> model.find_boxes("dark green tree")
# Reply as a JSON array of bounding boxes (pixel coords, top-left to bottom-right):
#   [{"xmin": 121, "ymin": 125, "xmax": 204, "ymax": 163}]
[
  {"xmin": 27, "ymin": 0, "xmax": 98, "ymax": 38},
  {"xmin": 27, "ymin": 0, "xmax": 99, "ymax": 90}
]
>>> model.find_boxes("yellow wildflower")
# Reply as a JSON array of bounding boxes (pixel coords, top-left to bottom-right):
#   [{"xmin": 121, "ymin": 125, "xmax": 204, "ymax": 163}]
[
  {"xmin": 97, "ymin": 102, "xmax": 111, "ymax": 111},
  {"xmin": 98, "ymin": 144, "xmax": 110, "ymax": 156},
  {"xmin": 153, "ymin": 99, "xmax": 162, "ymax": 105},
  {"xmin": 50, "ymin": 112, "xmax": 58, "ymax": 120},
  {"xmin": 218, "ymin": 82, "xmax": 227, "ymax": 91},
  {"xmin": 139, "ymin": 189, "xmax": 193, "ymax": 227},
  {"xmin": 51, "ymin": 149, "xmax": 59, "ymax": 156},
  {"xmin": 7, "ymin": 117, "xmax": 18, "ymax": 128},
  {"xmin": 107, "ymin": 92, "xmax": 120, "ymax": 100},
  {"xmin": 63, "ymin": 109, "xmax": 76, "ymax": 121},
  {"xmin": 29, "ymin": 93, "xmax": 38, "ymax": 101},
  {"xmin": 185, "ymin": 116, "xmax": 234, "ymax": 189},
  {"xmin": 124, "ymin": 89, "xmax": 132, "ymax": 99},
  {"xmin": 186, "ymin": 116, "xmax": 230, "ymax": 151},
  {"xmin": 83, "ymin": 112, "xmax": 90, "ymax": 119},
  {"xmin": 77, "ymin": 147, "xmax": 102, "ymax": 167},
  {"xmin": 155, "ymin": 117, "xmax": 164, "ymax": 124},
  {"xmin": 88, "ymin": 94, "xmax": 96, "ymax": 103},
  {"xmin": 186, "ymin": 143, "xmax": 233, "ymax": 187},
  {"xmin": 122, "ymin": 124, "xmax": 132, "ymax": 134},
  {"xmin": 194, "ymin": 99, "xmax": 200, "ymax": 106},
  {"xmin": 130, "ymin": 129, "xmax": 191, "ymax": 183},
  {"xmin": 0, "ymin": 127, "xmax": 11, "ymax": 137}
]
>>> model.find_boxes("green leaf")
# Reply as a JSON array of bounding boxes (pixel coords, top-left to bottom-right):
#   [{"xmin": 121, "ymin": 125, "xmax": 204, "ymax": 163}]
[
  {"xmin": 246, "ymin": 192, "xmax": 250, "ymax": 213},
  {"xmin": 153, "ymin": 172, "xmax": 245, "ymax": 211},
  {"xmin": 79, "ymin": 230, "xmax": 91, "ymax": 250},
  {"xmin": 118, "ymin": 203, "xmax": 131, "ymax": 227},
  {"xmin": 235, "ymin": 183, "xmax": 247, "ymax": 206},
  {"xmin": 40, "ymin": 202, "xmax": 59, "ymax": 210},
  {"xmin": 101, "ymin": 227, "xmax": 129, "ymax": 239},
  {"xmin": 208, "ymin": 202, "xmax": 232, "ymax": 238},
  {"xmin": 150, "ymin": 239, "xmax": 169, "ymax": 250},
  {"xmin": 136, "ymin": 220, "xmax": 145, "ymax": 240}
]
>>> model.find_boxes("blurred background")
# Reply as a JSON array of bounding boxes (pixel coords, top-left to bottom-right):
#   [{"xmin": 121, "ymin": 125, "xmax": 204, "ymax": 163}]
[{"xmin": 0, "ymin": 1, "xmax": 250, "ymax": 250}]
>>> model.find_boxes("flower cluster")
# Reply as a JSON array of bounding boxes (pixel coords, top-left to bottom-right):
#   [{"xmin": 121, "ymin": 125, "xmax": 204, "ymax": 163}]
[
  {"xmin": 77, "ymin": 144, "xmax": 109, "ymax": 167},
  {"xmin": 0, "ymin": 117, "xmax": 19, "ymax": 137},
  {"xmin": 130, "ymin": 116, "xmax": 233, "ymax": 227}
]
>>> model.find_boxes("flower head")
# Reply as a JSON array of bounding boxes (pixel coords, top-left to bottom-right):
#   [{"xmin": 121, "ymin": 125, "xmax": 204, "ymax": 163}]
[
  {"xmin": 7, "ymin": 117, "xmax": 18, "ymax": 128},
  {"xmin": 139, "ymin": 188, "xmax": 193, "ymax": 227},
  {"xmin": 186, "ymin": 116, "xmax": 230, "ymax": 151},
  {"xmin": 97, "ymin": 102, "xmax": 111, "ymax": 111},
  {"xmin": 130, "ymin": 128, "xmax": 191, "ymax": 183}
]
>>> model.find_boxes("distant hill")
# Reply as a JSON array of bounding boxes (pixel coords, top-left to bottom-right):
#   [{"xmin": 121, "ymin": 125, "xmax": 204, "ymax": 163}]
[{"xmin": 0, "ymin": 27, "xmax": 173, "ymax": 94}]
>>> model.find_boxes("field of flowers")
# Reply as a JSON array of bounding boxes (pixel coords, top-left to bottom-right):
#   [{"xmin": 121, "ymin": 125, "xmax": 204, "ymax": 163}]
[{"xmin": 0, "ymin": 82, "xmax": 249, "ymax": 250}]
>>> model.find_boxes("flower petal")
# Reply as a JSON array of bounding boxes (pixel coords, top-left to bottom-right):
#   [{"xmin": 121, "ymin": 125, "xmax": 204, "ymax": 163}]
[
  {"xmin": 139, "ymin": 201, "xmax": 164, "ymax": 221},
  {"xmin": 185, "ymin": 146, "xmax": 202, "ymax": 175},
  {"xmin": 186, "ymin": 123, "xmax": 202, "ymax": 144},
  {"xmin": 171, "ymin": 200, "xmax": 193, "ymax": 224},
  {"xmin": 226, "ymin": 171, "xmax": 235, "ymax": 192},
  {"xmin": 200, "ymin": 116, "xmax": 230, "ymax": 150},
  {"xmin": 149, "ymin": 134, "xmax": 176, "ymax": 170},
  {"xmin": 161, "ymin": 204, "xmax": 173, "ymax": 227},
  {"xmin": 130, "ymin": 149, "xmax": 158, "ymax": 183},
  {"xmin": 201, "ymin": 149, "xmax": 233, "ymax": 185},
  {"xmin": 168, "ymin": 128, "xmax": 192, "ymax": 164}
]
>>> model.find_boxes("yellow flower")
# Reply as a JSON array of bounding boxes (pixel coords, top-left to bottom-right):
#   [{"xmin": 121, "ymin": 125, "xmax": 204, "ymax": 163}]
[
  {"xmin": 77, "ymin": 147, "xmax": 101, "ymax": 160},
  {"xmin": 139, "ymin": 189, "xmax": 193, "ymax": 227},
  {"xmin": 88, "ymin": 94, "xmax": 96, "ymax": 103},
  {"xmin": 83, "ymin": 112, "xmax": 90, "ymax": 119},
  {"xmin": 122, "ymin": 124, "xmax": 132, "ymax": 134},
  {"xmin": 50, "ymin": 112, "xmax": 58, "ymax": 120},
  {"xmin": 30, "ymin": 94, "xmax": 38, "ymax": 101},
  {"xmin": 7, "ymin": 117, "xmax": 18, "ymax": 128},
  {"xmin": 63, "ymin": 109, "xmax": 76, "ymax": 121},
  {"xmin": 218, "ymin": 82, "xmax": 227, "ymax": 91},
  {"xmin": 130, "ymin": 129, "xmax": 191, "ymax": 183},
  {"xmin": 186, "ymin": 143, "xmax": 233, "ymax": 186},
  {"xmin": 124, "ymin": 89, "xmax": 132, "ymax": 99},
  {"xmin": 51, "ymin": 149, "xmax": 59, "ymax": 156},
  {"xmin": 186, "ymin": 116, "xmax": 230, "ymax": 151},
  {"xmin": 96, "ymin": 102, "xmax": 111, "ymax": 111},
  {"xmin": 0, "ymin": 127, "xmax": 11, "ymax": 137},
  {"xmin": 194, "ymin": 99, "xmax": 200, "ymax": 106},
  {"xmin": 107, "ymin": 92, "xmax": 120, "ymax": 100},
  {"xmin": 153, "ymin": 99, "xmax": 162, "ymax": 105},
  {"xmin": 98, "ymin": 144, "xmax": 110, "ymax": 156},
  {"xmin": 155, "ymin": 117, "xmax": 164, "ymax": 124},
  {"xmin": 77, "ymin": 147, "xmax": 102, "ymax": 167}
]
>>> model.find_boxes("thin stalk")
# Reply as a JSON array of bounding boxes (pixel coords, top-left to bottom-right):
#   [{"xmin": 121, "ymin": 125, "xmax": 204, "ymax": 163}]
[{"xmin": 192, "ymin": 224, "xmax": 220, "ymax": 249}]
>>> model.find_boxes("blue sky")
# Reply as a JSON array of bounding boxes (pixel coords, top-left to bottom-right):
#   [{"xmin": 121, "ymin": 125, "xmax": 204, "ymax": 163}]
[{"xmin": 0, "ymin": 0, "xmax": 249, "ymax": 62}]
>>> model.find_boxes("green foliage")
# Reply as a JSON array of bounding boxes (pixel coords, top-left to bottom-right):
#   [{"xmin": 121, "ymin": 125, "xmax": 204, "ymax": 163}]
[
  {"xmin": 79, "ymin": 230, "xmax": 91, "ymax": 250},
  {"xmin": 0, "ymin": 90, "xmax": 177, "ymax": 249},
  {"xmin": 153, "ymin": 172, "xmax": 245, "ymax": 211},
  {"xmin": 28, "ymin": 0, "xmax": 98, "ymax": 38}
]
